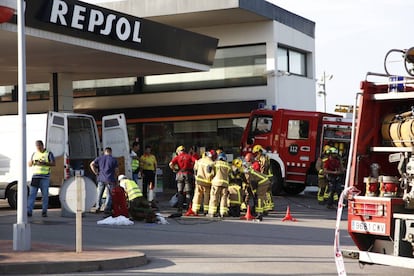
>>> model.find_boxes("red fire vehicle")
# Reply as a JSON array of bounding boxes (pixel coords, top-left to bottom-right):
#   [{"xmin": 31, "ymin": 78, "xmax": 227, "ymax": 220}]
[
  {"xmin": 240, "ymin": 108, "xmax": 352, "ymax": 195},
  {"xmin": 347, "ymin": 47, "xmax": 414, "ymax": 268}
]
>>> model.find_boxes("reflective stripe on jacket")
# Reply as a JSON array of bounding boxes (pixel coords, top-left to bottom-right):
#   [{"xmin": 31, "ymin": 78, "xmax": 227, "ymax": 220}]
[{"xmin": 211, "ymin": 160, "xmax": 231, "ymax": 187}]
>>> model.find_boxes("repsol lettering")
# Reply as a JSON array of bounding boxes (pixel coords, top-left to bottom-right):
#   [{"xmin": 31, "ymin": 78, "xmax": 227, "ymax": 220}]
[{"xmin": 48, "ymin": 0, "xmax": 142, "ymax": 43}]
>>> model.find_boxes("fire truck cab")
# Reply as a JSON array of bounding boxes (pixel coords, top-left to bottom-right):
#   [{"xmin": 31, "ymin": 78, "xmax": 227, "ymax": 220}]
[
  {"xmin": 347, "ymin": 47, "xmax": 414, "ymax": 269},
  {"xmin": 241, "ymin": 108, "xmax": 352, "ymax": 195}
]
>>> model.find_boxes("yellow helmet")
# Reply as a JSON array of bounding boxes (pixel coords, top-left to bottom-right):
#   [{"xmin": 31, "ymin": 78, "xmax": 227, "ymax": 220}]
[
  {"xmin": 176, "ymin": 145, "xmax": 185, "ymax": 153},
  {"xmin": 252, "ymin": 144, "xmax": 263, "ymax": 154},
  {"xmin": 232, "ymin": 158, "xmax": 243, "ymax": 168},
  {"xmin": 323, "ymin": 145, "xmax": 331, "ymax": 153},
  {"xmin": 328, "ymin": 147, "xmax": 338, "ymax": 155}
]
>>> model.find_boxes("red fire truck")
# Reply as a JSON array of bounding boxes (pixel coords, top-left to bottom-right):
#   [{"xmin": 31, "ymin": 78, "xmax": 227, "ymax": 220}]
[
  {"xmin": 240, "ymin": 108, "xmax": 352, "ymax": 195},
  {"xmin": 347, "ymin": 47, "xmax": 414, "ymax": 268}
]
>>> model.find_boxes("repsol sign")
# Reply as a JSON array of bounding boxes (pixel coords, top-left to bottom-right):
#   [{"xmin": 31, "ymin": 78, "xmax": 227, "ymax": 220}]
[
  {"xmin": 24, "ymin": 0, "xmax": 218, "ymax": 65},
  {"xmin": 48, "ymin": 0, "xmax": 142, "ymax": 43}
]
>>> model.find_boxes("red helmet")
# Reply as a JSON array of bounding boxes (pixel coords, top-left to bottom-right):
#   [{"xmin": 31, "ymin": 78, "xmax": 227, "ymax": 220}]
[{"xmin": 245, "ymin": 152, "xmax": 254, "ymax": 162}]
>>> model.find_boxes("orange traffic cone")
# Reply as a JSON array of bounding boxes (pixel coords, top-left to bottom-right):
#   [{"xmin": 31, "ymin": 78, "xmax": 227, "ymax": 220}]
[
  {"xmin": 240, "ymin": 205, "xmax": 255, "ymax": 220},
  {"xmin": 282, "ymin": 205, "xmax": 297, "ymax": 222},
  {"xmin": 185, "ymin": 203, "xmax": 198, "ymax": 216}
]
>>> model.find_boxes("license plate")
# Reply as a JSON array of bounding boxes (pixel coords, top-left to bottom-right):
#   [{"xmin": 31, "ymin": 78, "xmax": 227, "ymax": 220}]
[{"xmin": 351, "ymin": 220, "xmax": 386, "ymax": 235}]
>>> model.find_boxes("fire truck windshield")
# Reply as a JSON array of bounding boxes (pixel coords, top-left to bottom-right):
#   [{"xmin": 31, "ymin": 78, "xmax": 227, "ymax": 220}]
[{"xmin": 250, "ymin": 115, "xmax": 272, "ymax": 135}]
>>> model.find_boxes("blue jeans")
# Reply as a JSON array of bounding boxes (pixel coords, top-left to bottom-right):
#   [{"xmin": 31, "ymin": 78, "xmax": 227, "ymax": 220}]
[
  {"xmin": 96, "ymin": 181, "xmax": 114, "ymax": 213},
  {"xmin": 27, "ymin": 177, "xmax": 49, "ymax": 214}
]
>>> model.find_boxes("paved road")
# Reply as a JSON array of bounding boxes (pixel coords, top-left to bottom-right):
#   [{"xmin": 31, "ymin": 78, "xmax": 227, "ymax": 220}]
[{"xmin": 0, "ymin": 191, "xmax": 413, "ymax": 275}]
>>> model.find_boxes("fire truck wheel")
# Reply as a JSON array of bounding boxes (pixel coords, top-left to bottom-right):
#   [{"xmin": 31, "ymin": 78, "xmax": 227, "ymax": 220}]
[
  {"xmin": 270, "ymin": 162, "xmax": 283, "ymax": 195},
  {"xmin": 283, "ymin": 182, "xmax": 305, "ymax": 195}
]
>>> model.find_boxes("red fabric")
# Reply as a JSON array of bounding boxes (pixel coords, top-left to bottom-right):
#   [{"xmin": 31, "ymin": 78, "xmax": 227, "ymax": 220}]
[
  {"xmin": 324, "ymin": 158, "xmax": 341, "ymax": 171},
  {"xmin": 170, "ymin": 152, "xmax": 196, "ymax": 173},
  {"xmin": 252, "ymin": 161, "xmax": 260, "ymax": 172},
  {"xmin": 111, "ymin": 186, "xmax": 129, "ymax": 217}
]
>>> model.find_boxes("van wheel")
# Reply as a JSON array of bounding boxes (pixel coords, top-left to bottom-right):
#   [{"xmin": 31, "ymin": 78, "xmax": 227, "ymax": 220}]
[
  {"xmin": 270, "ymin": 162, "xmax": 283, "ymax": 195},
  {"xmin": 283, "ymin": 182, "xmax": 306, "ymax": 195},
  {"xmin": 7, "ymin": 184, "xmax": 18, "ymax": 209}
]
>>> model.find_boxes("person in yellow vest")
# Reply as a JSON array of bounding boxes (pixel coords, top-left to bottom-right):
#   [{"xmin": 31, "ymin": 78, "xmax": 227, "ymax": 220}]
[
  {"xmin": 208, "ymin": 153, "xmax": 231, "ymax": 217},
  {"xmin": 139, "ymin": 145, "xmax": 157, "ymax": 200},
  {"xmin": 118, "ymin": 175, "xmax": 156, "ymax": 222},
  {"xmin": 191, "ymin": 150, "xmax": 215, "ymax": 215},
  {"xmin": 252, "ymin": 145, "xmax": 274, "ymax": 213},
  {"xmin": 315, "ymin": 145, "xmax": 330, "ymax": 205},
  {"xmin": 27, "ymin": 140, "xmax": 55, "ymax": 217},
  {"xmin": 130, "ymin": 141, "xmax": 140, "ymax": 187}
]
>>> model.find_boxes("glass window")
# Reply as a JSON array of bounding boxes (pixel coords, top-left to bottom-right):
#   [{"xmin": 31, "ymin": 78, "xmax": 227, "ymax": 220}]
[
  {"xmin": 277, "ymin": 48, "xmax": 288, "ymax": 72},
  {"xmin": 287, "ymin": 120, "xmax": 309, "ymax": 139},
  {"xmin": 277, "ymin": 46, "xmax": 307, "ymax": 77},
  {"xmin": 143, "ymin": 44, "xmax": 267, "ymax": 92},
  {"xmin": 250, "ymin": 115, "xmax": 273, "ymax": 135}
]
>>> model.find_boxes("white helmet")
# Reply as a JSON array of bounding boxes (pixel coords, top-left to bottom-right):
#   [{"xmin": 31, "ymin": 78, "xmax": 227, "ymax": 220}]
[{"xmin": 118, "ymin": 174, "xmax": 127, "ymax": 181}]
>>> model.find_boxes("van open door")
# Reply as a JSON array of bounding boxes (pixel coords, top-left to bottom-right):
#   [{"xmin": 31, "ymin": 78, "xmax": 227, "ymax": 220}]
[{"xmin": 102, "ymin": 114, "xmax": 132, "ymax": 179}]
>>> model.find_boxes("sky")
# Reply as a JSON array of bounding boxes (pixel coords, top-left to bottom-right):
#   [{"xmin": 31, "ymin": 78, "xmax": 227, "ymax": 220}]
[{"xmin": 268, "ymin": 0, "xmax": 414, "ymax": 112}]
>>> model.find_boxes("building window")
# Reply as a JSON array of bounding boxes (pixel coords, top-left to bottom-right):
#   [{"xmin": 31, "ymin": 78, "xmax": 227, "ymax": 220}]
[
  {"xmin": 143, "ymin": 44, "xmax": 267, "ymax": 92},
  {"xmin": 277, "ymin": 46, "xmax": 307, "ymax": 76}
]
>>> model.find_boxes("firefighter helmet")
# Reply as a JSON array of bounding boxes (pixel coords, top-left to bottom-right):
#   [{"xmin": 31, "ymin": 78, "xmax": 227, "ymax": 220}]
[
  {"xmin": 218, "ymin": 153, "xmax": 227, "ymax": 161},
  {"xmin": 244, "ymin": 152, "xmax": 254, "ymax": 162},
  {"xmin": 328, "ymin": 147, "xmax": 338, "ymax": 155},
  {"xmin": 252, "ymin": 144, "xmax": 263, "ymax": 153},
  {"xmin": 323, "ymin": 145, "xmax": 331, "ymax": 153},
  {"xmin": 176, "ymin": 145, "xmax": 185, "ymax": 153},
  {"xmin": 232, "ymin": 158, "xmax": 243, "ymax": 168}
]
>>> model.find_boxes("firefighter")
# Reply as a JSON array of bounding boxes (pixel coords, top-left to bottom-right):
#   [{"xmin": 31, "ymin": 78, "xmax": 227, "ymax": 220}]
[
  {"xmin": 242, "ymin": 152, "xmax": 257, "ymax": 212},
  {"xmin": 169, "ymin": 145, "xmax": 197, "ymax": 214},
  {"xmin": 191, "ymin": 150, "xmax": 215, "ymax": 215},
  {"xmin": 315, "ymin": 145, "xmax": 330, "ymax": 204},
  {"xmin": 243, "ymin": 164, "xmax": 271, "ymax": 219},
  {"xmin": 252, "ymin": 144, "xmax": 273, "ymax": 213},
  {"xmin": 228, "ymin": 158, "xmax": 246, "ymax": 217},
  {"xmin": 324, "ymin": 147, "xmax": 344, "ymax": 209},
  {"xmin": 118, "ymin": 175, "xmax": 156, "ymax": 222},
  {"xmin": 208, "ymin": 153, "xmax": 231, "ymax": 217}
]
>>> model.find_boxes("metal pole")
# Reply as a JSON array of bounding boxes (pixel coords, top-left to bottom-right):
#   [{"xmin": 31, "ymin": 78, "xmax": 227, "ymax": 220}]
[
  {"xmin": 13, "ymin": 0, "xmax": 31, "ymax": 251},
  {"xmin": 76, "ymin": 171, "xmax": 83, "ymax": 253}
]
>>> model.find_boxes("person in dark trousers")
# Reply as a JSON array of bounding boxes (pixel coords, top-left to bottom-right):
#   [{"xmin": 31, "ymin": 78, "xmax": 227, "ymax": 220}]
[
  {"xmin": 90, "ymin": 147, "xmax": 119, "ymax": 215},
  {"xmin": 27, "ymin": 140, "xmax": 55, "ymax": 217},
  {"xmin": 324, "ymin": 147, "xmax": 344, "ymax": 209},
  {"xmin": 139, "ymin": 145, "xmax": 157, "ymax": 199}
]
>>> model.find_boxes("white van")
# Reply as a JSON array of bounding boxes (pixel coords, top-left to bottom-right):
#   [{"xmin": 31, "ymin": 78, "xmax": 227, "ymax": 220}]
[{"xmin": 0, "ymin": 111, "xmax": 131, "ymax": 209}]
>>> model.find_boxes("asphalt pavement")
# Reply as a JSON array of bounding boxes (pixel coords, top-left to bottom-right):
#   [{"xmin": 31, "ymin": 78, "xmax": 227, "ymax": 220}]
[{"xmin": 0, "ymin": 188, "xmax": 413, "ymax": 275}]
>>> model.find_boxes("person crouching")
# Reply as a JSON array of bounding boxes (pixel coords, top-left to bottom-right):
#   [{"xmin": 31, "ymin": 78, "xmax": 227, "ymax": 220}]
[{"xmin": 118, "ymin": 175, "xmax": 156, "ymax": 223}]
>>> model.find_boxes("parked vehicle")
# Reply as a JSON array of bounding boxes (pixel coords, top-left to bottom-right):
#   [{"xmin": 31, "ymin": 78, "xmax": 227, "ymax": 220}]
[
  {"xmin": 0, "ymin": 111, "xmax": 131, "ymax": 209},
  {"xmin": 241, "ymin": 108, "xmax": 352, "ymax": 195},
  {"xmin": 347, "ymin": 47, "xmax": 414, "ymax": 269}
]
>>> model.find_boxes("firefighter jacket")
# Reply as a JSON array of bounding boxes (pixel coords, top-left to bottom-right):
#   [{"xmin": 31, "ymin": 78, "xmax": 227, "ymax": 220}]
[
  {"xmin": 194, "ymin": 156, "xmax": 214, "ymax": 186},
  {"xmin": 229, "ymin": 169, "xmax": 245, "ymax": 187},
  {"xmin": 317, "ymin": 156, "xmax": 328, "ymax": 179},
  {"xmin": 211, "ymin": 160, "xmax": 231, "ymax": 187},
  {"xmin": 245, "ymin": 168, "xmax": 270, "ymax": 192},
  {"xmin": 31, "ymin": 150, "xmax": 53, "ymax": 176},
  {"xmin": 121, "ymin": 179, "xmax": 143, "ymax": 201}
]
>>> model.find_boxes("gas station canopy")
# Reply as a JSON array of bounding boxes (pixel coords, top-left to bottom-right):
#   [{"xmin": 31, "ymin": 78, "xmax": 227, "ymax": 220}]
[{"xmin": 0, "ymin": 0, "xmax": 218, "ymax": 86}]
